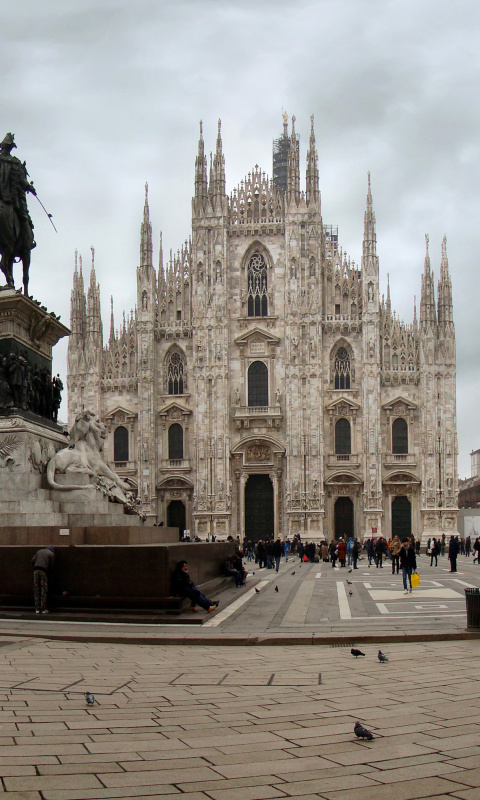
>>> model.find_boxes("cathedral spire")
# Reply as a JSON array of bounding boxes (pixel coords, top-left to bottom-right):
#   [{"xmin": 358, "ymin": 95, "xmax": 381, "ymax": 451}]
[
  {"xmin": 194, "ymin": 120, "xmax": 208, "ymax": 213},
  {"xmin": 437, "ymin": 234, "xmax": 453, "ymax": 327},
  {"xmin": 386, "ymin": 272, "xmax": 391, "ymax": 314},
  {"xmin": 362, "ymin": 172, "xmax": 377, "ymax": 259},
  {"xmin": 109, "ymin": 296, "xmax": 115, "ymax": 344},
  {"xmin": 306, "ymin": 114, "xmax": 319, "ymax": 207},
  {"xmin": 140, "ymin": 182, "xmax": 153, "ymax": 272},
  {"xmin": 86, "ymin": 246, "xmax": 102, "ymax": 349},
  {"xmin": 420, "ymin": 233, "xmax": 436, "ymax": 330},
  {"xmin": 212, "ymin": 118, "xmax": 226, "ymax": 205},
  {"xmin": 70, "ymin": 250, "xmax": 87, "ymax": 345},
  {"xmin": 286, "ymin": 115, "xmax": 300, "ymax": 206}
]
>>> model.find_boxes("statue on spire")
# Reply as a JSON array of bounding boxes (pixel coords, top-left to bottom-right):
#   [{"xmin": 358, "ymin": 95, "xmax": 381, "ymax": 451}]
[{"xmin": 0, "ymin": 133, "xmax": 37, "ymax": 295}]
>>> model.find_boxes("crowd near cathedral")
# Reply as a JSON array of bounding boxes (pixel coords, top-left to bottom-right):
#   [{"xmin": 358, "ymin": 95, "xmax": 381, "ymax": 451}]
[{"xmin": 67, "ymin": 115, "xmax": 458, "ymax": 543}]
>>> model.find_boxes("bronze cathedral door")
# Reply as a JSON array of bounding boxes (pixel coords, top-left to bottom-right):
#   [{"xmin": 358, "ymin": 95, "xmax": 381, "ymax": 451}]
[{"xmin": 245, "ymin": 474, "xmax": 274, "ymax": 541}]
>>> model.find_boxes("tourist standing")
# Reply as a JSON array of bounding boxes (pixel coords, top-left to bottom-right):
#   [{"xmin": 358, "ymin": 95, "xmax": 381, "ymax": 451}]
[
  {"xmin": 32, "ymin": 546, "xmax": 55, "ymax": 615},
  {"xmin": 400, "ymin": 538, "xmax": 416, "ymax": 594},
  {"xmin": 391, "ymin": 536, "xmax": 401, "ymax": 574},
  {"xmin": 448, "ymin": 535, "xmax": 459, "ymax": 573}
]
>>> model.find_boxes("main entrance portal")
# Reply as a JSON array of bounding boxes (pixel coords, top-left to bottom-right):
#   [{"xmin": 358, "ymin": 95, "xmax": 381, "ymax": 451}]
[
  {"xmin": 391, "ymin": 495, "xmax": 411, "ymax": 539},
  {"xmin": 245, "ymin": 474, "xmax": 274, "ymax": 541},
  {"xmin": 334, "ymin": 496, "xmax": 354, "ymax": 540},
  {"xmin": 167, "ymin": 500, "xmax": 186, "ymax": 540}
]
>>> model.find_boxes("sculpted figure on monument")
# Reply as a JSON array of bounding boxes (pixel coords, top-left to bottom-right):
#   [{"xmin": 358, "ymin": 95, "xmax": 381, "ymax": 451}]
[
  {"xmin": 46, "ymin": 410, "xmax": 136, "ymax": 510},
  {"xmin": 0, "ymin": 133, "xmax": 36, "ymax": 295}
]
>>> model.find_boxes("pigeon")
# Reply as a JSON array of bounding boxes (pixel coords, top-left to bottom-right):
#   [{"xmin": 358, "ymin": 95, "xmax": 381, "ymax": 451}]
[
  {"xmin": 346, "ymin": 579, "xmax": 352, "ymax": 585},
  {"xmin": 85, "ymin": 692, "xmax": 95, "ymax": 705},
  {"xmin": 349, "ymin": 590, "xmax": 353, "ymax": 596},
  {"xmin": 291, "ymin": 571, "xmax": 296, "ymax": 575},
  {"xmin": 351, "ymin": 648, "xmax": 365, "ymax": 658},
  {"xmin": 378, "ymin": 650, "xmax": 389, "ymax": 663},
  {"xmin": 275, "ymin": 585, "xmax": 279, "ymax": 592},
  {"xmin": 348, "ymin": 569, "xmax": 353, "ymax": 573},
  {"xmin": 255, "ymin": 588, "xmax": 260, "ymax": 593},
  {"xmin": 354, "ymin": 721, "xmax": 374, "ymax": 740}
]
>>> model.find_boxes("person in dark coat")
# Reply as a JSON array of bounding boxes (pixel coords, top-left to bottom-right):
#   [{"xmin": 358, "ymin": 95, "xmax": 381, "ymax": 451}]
[
  {"xmin": 399, "ymin": 537, "xmax": 417, "ymax": 594},
  {"xmin": 172, "ymin": 561, "xmax": 218, "ymax": 612},
  {"xmin": 31, "ymin": 545, "xmax": 55, "ymax": 614},
  {"xmin": 448, "ymin": 535, "xmax": 459, "ymax": 573},
  {"xmin": 256, "ymin": 540, "xmax": 266, "ymax": 569},
  {"xmin": 352, "ymin": 539, "xmax": 360, "ymax": 569},
  {"xmin": 273, "ymin": 538, "xmax": 283, "ymax": 572}
]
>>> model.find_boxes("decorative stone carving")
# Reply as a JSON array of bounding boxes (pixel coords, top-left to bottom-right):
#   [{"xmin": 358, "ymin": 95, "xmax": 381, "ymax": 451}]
[{"xmin": 46, "ymin": 410, "xmax": 135, "ymax": 509}]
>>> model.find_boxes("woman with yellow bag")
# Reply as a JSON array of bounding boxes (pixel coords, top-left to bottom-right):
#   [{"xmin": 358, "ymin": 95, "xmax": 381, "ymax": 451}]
[{"xmin": 400, "ymin": 537, "xmax": 417, "ymax": 595}]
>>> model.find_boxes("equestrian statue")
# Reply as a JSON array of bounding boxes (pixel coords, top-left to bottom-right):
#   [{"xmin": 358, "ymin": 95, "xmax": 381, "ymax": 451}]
[{"xmin": 0, "ymin": 133, "xmax": 37, "ymax": 295}]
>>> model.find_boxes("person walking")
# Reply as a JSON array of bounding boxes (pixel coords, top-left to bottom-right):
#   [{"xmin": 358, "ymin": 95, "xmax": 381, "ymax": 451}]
[
  {"xmin": 273, "ymin": 538, "xmax": 283, "ymax": 572},
  {"xmin": 375, "ymin": 537, "xmax": 385, "ymax": 568},
  {"xmin": 429, "ymin": 537, "xmax": 439, "ymax": 567},
  {"xmin": 32, "ymin": 545, "xmax": 55, "ymax": 614},
  {"xmin": 391, "ymin": 535, "xmax": 401, "ymax": 574},
  {"xmin": 337, "ymin": 538, "xmax": 347, "ymax": 567},
  {"xmin": 465, "ymin": 536, "xmax": 471, "ymax": 558},
  {"xmin": 347, "ymin": 537, "xmax": 354, "ymax": 567},
  {"xmin": 448, "ymin": 535, "xmax": 459, "ymax": 573},
  {"xmin": 400, "ymin": 537, "xmax": 416, "ymax": 594},
  {"xmin": 329, "ymin": 540, "xmax": 338, "ymax": 568},
  {"xmin": 352, "ymin": 539, "xmax": 360, "ymax": 569},
  {"xmin": 473, "ymin": 537, "xmax": 480, "ymax": 564}
]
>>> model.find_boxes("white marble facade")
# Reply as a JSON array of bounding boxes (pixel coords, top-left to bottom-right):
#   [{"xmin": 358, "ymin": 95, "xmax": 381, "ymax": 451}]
[{"xmin": 67, "ymin": 117, "xmax": 458, "ymax": 543}]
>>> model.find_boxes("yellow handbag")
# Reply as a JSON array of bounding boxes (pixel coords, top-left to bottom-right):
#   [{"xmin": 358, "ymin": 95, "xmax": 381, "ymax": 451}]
[{"xmin": 411, "ymin": 572, "xmax": 420, "ymax": 588}]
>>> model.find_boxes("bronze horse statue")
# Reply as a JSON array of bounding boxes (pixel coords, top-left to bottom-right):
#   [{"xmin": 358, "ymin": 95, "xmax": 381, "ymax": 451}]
[
  {"xmin": 0, "ymin": 204, "xmax": 32, "ymax": 295},
  {"xmin": 0, "ymin": 133, "xmax": 36, "ymax": 296}
]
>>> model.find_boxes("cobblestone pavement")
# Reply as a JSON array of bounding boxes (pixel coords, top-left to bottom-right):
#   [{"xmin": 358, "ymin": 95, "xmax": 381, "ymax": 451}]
[{"xmin": 0, "ymin": 636, "xmax": 479, "ymax": 799}]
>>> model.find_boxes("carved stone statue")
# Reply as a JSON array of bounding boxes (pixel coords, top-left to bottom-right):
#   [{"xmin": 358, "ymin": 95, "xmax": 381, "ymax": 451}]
[
  {"xmin": 46, "ymin": 410, "xmax": 133, "ymax": 506},
  {"xmin": 0, "ymin": 133, "xmax": 37, "ymax": 294}
]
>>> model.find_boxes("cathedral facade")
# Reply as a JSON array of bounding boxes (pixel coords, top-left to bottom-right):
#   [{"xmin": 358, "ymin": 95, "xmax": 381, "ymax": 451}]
[{"xmin": 67, "ymin": 117, "xmax": 458, "ymax": 543}]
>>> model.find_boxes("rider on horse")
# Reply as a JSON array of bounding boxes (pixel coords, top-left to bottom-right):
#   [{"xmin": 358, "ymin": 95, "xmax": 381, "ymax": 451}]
[{"xmin": 0, "ymin": 132, "xmax": 36, "ymax": 293}]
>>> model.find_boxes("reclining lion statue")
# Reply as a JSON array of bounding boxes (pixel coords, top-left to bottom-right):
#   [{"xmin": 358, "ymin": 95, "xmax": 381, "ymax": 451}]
[{"xmin": 46, "ymin": 410, "xmax": 132, "ymax": 505}]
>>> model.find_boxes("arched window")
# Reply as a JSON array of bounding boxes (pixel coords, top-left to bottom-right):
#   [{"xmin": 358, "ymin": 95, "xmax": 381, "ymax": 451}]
[
  {"xmin": 247, "ymin": 253, "xmax": 268, "ymax": 317},
  {"xmin": 334, "ymin": 346, "xmax": 351, "ymax": 389},
  {"xmin": 167, "ymin": 351, "xmax": 185, "ymax": 395},
  {"xmin": 392, "ymin": 418, "xmax": 408, "ymax": 454},
  {"xmin": 335, "ymin": 418, "xmax": 351, "ymax": 455},
  {"xmin": 114, "ymin": 426, "xmax": 129, "ymax": 462},
  {"xmin": 168, "ymin": 423, "xmax": 184, "ymax": 460},
  {"xmin": 248, "ymin": 361, "xmax": 268, "ymax": 406}
]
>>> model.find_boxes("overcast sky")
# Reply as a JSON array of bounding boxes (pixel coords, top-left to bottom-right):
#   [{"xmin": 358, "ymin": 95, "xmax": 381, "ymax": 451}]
[{"xmin": 2, "ymin": 0, "xmax": 480, "ymax": 478}]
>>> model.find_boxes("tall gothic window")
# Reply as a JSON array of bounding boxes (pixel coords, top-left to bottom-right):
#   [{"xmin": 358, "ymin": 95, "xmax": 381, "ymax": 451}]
[
  {"xmin": 334, "ymin": 346, "xmax": 351, "ymax": 389},
  {"xmin": 392, "ymin": 418, "xmax": 408, "ymax": 454},
  {"xmin": 248, "ymin": 361, "xmax": 268, "ymax": 406},
  {"xmin": 167, "ymin": 351, "xmax": 184, "ymax": 395},
  {"xmin": 335, "ymin": 418, "xmax": 351, "ymax": 455},
  {"xmin": 168, "ymin": 423, "xmax": 184, "ymax": 460},
  {"xmin": 114, "ymin": 426, "xmax": 129, "ymax": 462},
  {"xmin": 247, "ymin": 253, "xmax": 268, "ymax": 317}
]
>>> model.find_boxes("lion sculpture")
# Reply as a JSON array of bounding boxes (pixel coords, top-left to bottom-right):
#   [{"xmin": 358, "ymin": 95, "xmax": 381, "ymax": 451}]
[{"xmin": 46, "ymin": 410, "xmax": 133, "ymax": 506}]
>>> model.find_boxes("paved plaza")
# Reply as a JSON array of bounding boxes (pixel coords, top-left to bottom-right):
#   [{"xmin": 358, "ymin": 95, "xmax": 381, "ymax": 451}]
[
  {"xmin": 0, "ymin": 636, "xmax": 479, "ymax": 799},
  {"xmin": 0, "ymin": 552, "xmax": 478, "ymax": 797}
]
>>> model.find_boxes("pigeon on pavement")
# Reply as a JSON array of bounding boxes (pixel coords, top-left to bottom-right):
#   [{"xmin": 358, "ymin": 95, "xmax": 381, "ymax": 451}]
[
  {"xmin": 85, "ymin": 692, "xmax": 95, "ymax": 705},
  {"xmin": 275, "ymin": 585, "xmax": 279, "ymax": 592},
  {"xmin": 348, "ymin": 569, "xmax": 353, "ymax": 573},
  {"xmin": 354, "ymin": 721, "xmax": 374, "ymax": 740},
  {"xmin": 291, "ymin": 571, "xmax": 296, "ymax": 575},
  {"xmin": 349, "ymin": 590, "xmax": 353, "ymax": 596},
  {"xmin": 351, "ymin": 649, "xmax": 365, "ymax": 658},
  {"xmin": 255, "ymin": 588, "xmax": 260, "ymax": 593},
  {"xmin": 378, "ymin": 650, "xmax": 389, "ymax": 663},
  {"xmin": 346, "ymin": 579, "xmax": 352, "ymax": 585}
]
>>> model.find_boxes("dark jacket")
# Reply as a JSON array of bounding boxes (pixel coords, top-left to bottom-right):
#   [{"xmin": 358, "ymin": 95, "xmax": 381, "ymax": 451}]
[
  {"xmin": 273, "ymin": 540, "xmax": 283, "ymax": 558},
  {"xmin": 31, "ymin": 548, "xmax": 54, "ymax": 573},
  {"xmin": 172, "ymin": 569, "xmax": 194, "ymax": 596},
  {"xmin": 399, "ymin": 543, "xmax": 416, "ymax": 570},
  {"xmin": 448, "ymin": 537, "xmax": 459, "ymax": 558}
]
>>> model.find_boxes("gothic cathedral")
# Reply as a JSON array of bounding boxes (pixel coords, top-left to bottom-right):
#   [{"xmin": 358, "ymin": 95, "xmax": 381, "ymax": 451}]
[{"xmin": 67, "ymin": 116, "xmax": 458, "ymax": 542}]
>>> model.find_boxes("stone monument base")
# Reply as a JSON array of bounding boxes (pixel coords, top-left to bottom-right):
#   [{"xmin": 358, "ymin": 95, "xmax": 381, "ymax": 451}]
[{"xmin": 0, "ymin": 413, "xmax": 141, "ymax": 527}]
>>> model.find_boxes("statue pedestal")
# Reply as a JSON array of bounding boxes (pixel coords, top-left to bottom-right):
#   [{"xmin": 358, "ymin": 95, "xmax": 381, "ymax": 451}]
[{"xmin": 0, "ymin": 288, "xmax": 69, "ymax": 418}]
